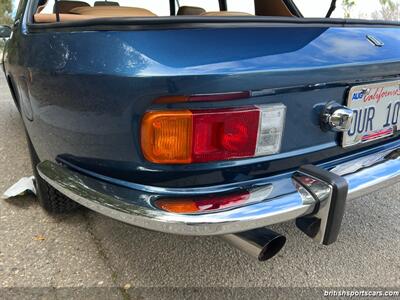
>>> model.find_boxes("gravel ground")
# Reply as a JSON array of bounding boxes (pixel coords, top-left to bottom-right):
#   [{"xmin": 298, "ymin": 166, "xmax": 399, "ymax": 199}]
[{"xmin": 0, "ymin": 75, "xmax": 399, "ymax": 299}]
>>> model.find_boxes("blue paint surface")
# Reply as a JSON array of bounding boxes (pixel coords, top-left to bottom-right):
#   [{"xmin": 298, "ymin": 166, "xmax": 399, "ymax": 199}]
[{"xmin": 4, "ymin": 12, "xmax": 400, "ymax": 187}]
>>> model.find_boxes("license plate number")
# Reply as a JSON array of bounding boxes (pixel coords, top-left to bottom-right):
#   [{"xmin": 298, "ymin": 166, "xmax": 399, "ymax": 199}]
[{"xmin": 342, "ymin": 80, "xmax": 400, "ymax": 148}]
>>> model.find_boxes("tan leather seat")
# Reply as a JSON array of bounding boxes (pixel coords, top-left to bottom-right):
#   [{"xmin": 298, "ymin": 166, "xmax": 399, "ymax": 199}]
[
  {"xmin": 34, "ymin": 6, "xmax": 156, "ymax": 23},
  {"xmin": 201, "ymin": 11, "xmax": 253, "ymax": 16},
  {"xmin": 33, "ymin": 0, "xmax": 294, "ymax": 23},
  {"xmin": 177, "ymin": 6, "xmax": 205, "ymax": 15},
  {"xmin": 70, "ymin": 6, "xmax": 157, "ymax": 17},
  {"xmin": 53, "ymin": 0, "xmax": 90, "ymax": 13},
  {"xmin": 34, "ymin": 13, "xmax": 97, "ymax": 23}
]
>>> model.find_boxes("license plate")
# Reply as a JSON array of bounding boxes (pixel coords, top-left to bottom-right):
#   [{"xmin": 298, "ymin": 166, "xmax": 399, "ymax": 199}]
[{"xmin": 342, "ymin": 80, "xmax": 400, "ymax": 148}]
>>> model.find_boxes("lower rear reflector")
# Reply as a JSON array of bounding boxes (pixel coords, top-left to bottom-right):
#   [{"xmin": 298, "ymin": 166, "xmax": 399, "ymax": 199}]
[
  {"xmin": 155, "ymin": 185, "xmax": 273, "ymax": 214},
  {"xmin": 155, "ymin": 191, "xmax": 250, "ymax": 214}
]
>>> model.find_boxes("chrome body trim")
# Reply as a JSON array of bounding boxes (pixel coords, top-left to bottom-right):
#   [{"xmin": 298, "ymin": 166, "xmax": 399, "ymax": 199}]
[
  {"xmin": 320, "ymin": 101, "xmax": 354, "ymax": 132},
  {"xmin": 37, "ymin": 147, "xmax": 400, "ymax": 236}
]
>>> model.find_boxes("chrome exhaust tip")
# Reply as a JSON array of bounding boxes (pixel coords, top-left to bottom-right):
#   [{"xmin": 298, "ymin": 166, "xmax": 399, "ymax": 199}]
[{"xmin": 223, "ymin": 228, "xmax": 286, "ymax": 262}]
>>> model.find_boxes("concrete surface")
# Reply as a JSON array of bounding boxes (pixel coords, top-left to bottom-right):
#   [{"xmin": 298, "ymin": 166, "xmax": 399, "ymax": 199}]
[{"xmin": 0, "ymin": 75, "xmax": 399, "ymax": 298}]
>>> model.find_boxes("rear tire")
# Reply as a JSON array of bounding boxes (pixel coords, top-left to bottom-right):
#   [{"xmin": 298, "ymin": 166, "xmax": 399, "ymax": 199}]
[{"xmin": 25, "ymin": 132, "xmax": 80, "ymax": 213}]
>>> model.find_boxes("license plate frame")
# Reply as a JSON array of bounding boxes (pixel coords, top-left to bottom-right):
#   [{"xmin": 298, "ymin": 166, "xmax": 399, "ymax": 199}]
[{"xmin": 342, "ymin": 80, "xmax": 400, "ymax": 148}]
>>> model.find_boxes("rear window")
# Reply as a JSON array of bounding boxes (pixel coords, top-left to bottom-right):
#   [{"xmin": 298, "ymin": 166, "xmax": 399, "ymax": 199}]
[
  {"xmin": 40, "ymin": 0, "xmax": 256, "ymax": 15},
  {"xmin": 226, "ymin": 0, "xmax": 255, "ymax": 14},
  {"xmin": 31, "ymin": 0, "xmax": 400, "ymax": 24},
  {"xmin": 293, "ymin": 0, "xmax": 400, "ymax": 21}
]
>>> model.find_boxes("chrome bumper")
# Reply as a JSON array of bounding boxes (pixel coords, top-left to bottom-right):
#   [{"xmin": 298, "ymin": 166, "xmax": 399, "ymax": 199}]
[{"xmin": 37, "ymin": 145, "xmax": 400, "ymax": 238}]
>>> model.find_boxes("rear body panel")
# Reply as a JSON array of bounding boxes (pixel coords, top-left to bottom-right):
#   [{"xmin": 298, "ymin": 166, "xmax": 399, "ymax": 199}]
[{"xmin": 4, "ymin": 22, "xmax": 400, "ymax": 187}]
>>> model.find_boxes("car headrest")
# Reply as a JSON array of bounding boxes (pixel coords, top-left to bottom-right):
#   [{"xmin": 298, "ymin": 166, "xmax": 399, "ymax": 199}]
[
  {"xmin": 70, "ymin": 6, "xmax": 157, "ymax": 17},
  {"xmin": 94, "ymin": 1, "xmax": 119, "ymax": 6},
  {"xmin": 53, "ymin": 0, "xmax": 90, "ymax": 13},
  {"xmin": 177, "ymin": 6, "xmax": 206, "ymax": 15},
  {"xmin": 254, "ymin": 0, "xmax": 294, "ymax": 16}
]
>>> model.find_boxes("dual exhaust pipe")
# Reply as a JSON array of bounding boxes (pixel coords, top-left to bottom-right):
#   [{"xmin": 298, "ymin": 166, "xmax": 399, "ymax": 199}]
[{"xmin": 222, "ymin": 227, "xmax": 286, "ymax": 262}]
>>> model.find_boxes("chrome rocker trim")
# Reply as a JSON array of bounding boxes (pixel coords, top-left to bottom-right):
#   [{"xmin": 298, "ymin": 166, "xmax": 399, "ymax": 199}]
[{"xmin": 37, "ymin": 147, "xmax": 400, "ymax": 237}]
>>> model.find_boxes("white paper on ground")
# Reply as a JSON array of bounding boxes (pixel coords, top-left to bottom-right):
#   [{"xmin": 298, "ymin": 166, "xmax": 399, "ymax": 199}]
[{"xmin": 2, "ymin": 176, "xmax": 36, "ymax": 199}]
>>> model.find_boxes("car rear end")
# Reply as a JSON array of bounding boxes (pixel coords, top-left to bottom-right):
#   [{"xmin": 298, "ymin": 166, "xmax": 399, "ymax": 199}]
[{"xmin": 3, "ymin": 0, "xmax": 400, "ymax": 261}]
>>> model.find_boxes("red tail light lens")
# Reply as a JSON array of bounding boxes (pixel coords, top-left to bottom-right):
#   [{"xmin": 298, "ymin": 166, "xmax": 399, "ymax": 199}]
[{"xmin": 192, "ymin": 108, "xmax": 259, "ymax": 162}]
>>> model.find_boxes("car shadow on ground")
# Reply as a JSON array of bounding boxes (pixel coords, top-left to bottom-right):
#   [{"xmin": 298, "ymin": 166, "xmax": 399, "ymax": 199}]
[
  {"xmin": 3, "ymin": 195, "xmax": 38, "ymax": 210},
  {"xmin": 81, "ymin": 191, "xmax": 400, "ymax": 288}
]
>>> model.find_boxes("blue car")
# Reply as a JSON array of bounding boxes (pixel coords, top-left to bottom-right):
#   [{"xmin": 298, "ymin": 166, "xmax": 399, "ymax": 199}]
[{"xmin": 1, "ymin": 0, "xmax": 400, "ymax": 262}]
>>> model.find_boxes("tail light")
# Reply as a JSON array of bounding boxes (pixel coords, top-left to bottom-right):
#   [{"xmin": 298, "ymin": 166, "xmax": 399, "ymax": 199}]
[
  {"xmin": 155, "ymin": 185, "xmax": 273, "ymax": 214},
  {"xmin": 141, "ymin": 104, "xmax": 286, "ymax": 164},
  {"xmin": 155, "ymin": 191, "xmax": 250, "ymax": 214}
]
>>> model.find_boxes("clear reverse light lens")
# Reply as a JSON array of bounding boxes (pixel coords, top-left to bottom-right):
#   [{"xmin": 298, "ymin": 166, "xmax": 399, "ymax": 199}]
[{"xmin": 255, "ymin": 104, "xmax": 286, "ymax": 156}]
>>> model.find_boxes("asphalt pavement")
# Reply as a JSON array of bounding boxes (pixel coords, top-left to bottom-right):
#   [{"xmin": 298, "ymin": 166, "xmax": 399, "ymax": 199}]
[{"xmin": 0, "ymin": 75, "xmax": 399, "ymax": 299}]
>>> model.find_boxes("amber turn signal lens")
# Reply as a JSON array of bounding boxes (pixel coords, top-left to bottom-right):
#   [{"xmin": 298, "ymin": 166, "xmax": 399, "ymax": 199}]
[
  {"xmin": 155, "ymin": 199, "xmax": 199, "ymax": 214},
  {"xmin": 141, "ymin": 110, "xmax": 193, "ymax": 164}
]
